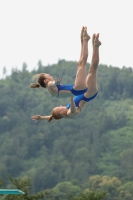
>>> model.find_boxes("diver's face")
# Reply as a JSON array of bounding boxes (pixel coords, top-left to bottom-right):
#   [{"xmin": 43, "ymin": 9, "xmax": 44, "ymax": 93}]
[{"xmin": 44, "ymin": 74, "xmax": 54, "ymax": 82}]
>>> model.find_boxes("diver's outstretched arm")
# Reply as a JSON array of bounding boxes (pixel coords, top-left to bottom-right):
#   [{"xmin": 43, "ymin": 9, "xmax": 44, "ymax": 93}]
[{"xmin": 31, "ymin": 115, "xmax": 51, "ymax": 122}]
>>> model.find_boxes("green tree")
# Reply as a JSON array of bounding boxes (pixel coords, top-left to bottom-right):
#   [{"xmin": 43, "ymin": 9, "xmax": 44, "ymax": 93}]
[
  {"xmin": 68, "ymin": 191, "xmax": 107, "ymax": 200},
  {"xmin": 47, "ymin": 182, "xmax": 81, "ymax": 200},
  {"xmin": 1, "ymin": 175, "xmax": 49, "ymax": 200}
]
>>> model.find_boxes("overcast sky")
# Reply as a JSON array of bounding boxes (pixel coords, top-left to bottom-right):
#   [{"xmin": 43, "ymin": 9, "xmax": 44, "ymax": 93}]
[{"xmin": 0, "ymin": 0, "xmax": 133, "ymax": 77}]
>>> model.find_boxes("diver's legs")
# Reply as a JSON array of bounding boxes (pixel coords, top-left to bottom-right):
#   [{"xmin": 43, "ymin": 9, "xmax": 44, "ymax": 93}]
[
  {"xmin": 85, "ymin": 33, "xmax": 101, "ymax": 98},
  {"xmin": 74, "ymin": 27, "xmax": 90, "ymax": 90}
]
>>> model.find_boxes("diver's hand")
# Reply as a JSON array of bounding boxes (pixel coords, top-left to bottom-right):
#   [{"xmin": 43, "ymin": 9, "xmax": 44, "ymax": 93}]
[
  {"xmin": 55, "ymin": 77, "xmax": 62, "ymax": 85},
  {"xmin": 31, "ymin": 115, "xmax": 42, "ymax": 122}
]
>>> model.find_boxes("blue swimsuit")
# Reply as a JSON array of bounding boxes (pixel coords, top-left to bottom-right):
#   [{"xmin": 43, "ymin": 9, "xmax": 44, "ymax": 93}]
[
  {"xmin": 55, "ymin": 84, "xmax": 88, "ymax": 97},
  {"xmin": 66, "ymin": 92, "xmax": 98, "ymax": 110}
]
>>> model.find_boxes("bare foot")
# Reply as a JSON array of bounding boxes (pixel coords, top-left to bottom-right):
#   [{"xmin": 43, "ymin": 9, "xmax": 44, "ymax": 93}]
[
  {"xmin": 83, "ymin": 26, "xmax": 90, "ymax": 41},
  {"xmin": 93, "ymin": 33, "xmax": 101, "ymax": 47},
  {"xmin": 80, "ymin": 26, "xmax": 85, "ymax": 43},
  {"xmin": 92, "ymin": 33, "xmax": 96, "ymax": 48}
]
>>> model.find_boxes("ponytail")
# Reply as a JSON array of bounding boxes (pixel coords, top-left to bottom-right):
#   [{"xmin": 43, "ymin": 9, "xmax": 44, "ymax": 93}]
[
  {"xmin": 30, "ymin": 73, "xmax": 47, "ymax": 88},
  {"xmin": 48, "ymin": 115, "xmax": 53, "ymax": 122},
  {"xmin": 30, "ymin": 83, "xmax": 40, "ymax": 88}
]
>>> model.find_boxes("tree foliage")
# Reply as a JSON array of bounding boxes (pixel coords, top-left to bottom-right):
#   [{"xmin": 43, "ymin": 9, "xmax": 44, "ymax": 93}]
[
  {"xmin": 0, "ymin": 175, "xmax": 49, "ymax": 200},
  {"xmin": 0, "ymin": 60, "xmax": 133, "ymax": 199}
]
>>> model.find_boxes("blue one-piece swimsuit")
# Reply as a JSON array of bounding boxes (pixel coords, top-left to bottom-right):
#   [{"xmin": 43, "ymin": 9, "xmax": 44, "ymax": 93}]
[
  {"xmin": 55, "ymin": 84, "xmax": 88, "ymax": 97},
  {"xmin": 66, "ymin": 92, "xmax": 98, "ymax": 110}
]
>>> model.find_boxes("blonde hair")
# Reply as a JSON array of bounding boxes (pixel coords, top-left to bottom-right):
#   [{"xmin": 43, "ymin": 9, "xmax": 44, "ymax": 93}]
[
  {"xmin": 48, "ymin": 109, "xmax": 63, "ymax": 122},
  {"xmin": 30, "ymin": 73, "xmax": 47, "ymax": 88}
]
